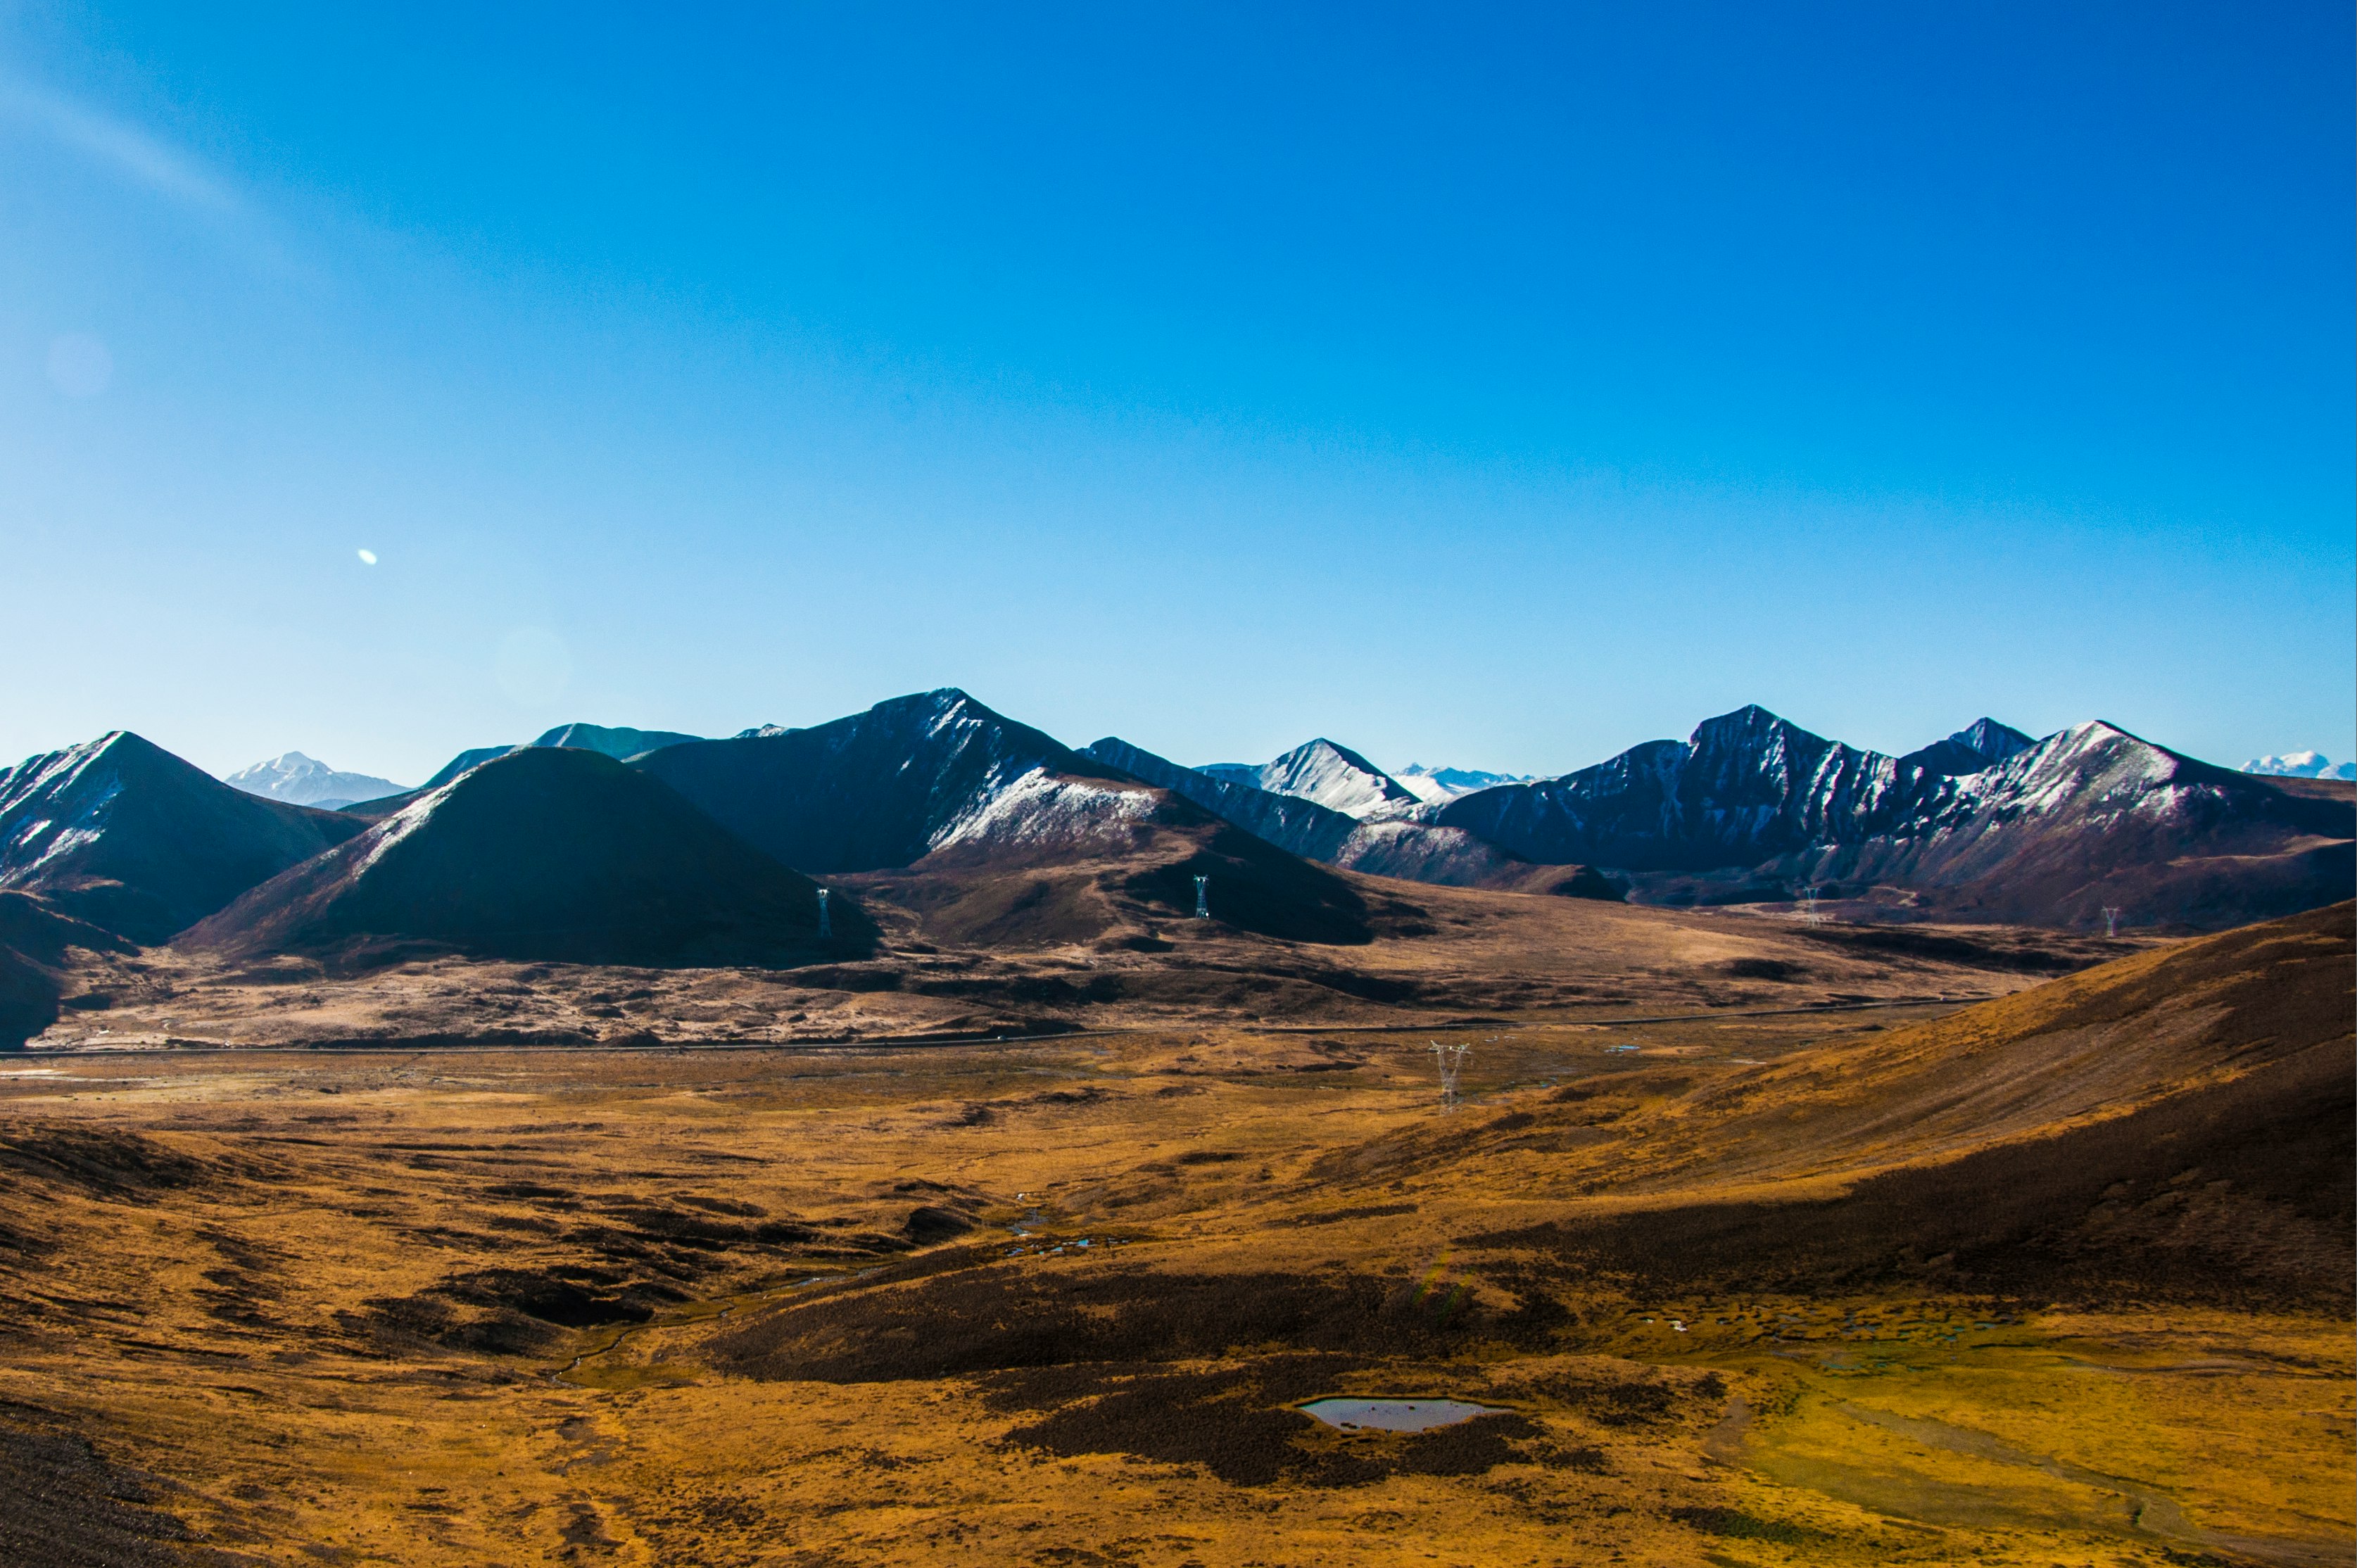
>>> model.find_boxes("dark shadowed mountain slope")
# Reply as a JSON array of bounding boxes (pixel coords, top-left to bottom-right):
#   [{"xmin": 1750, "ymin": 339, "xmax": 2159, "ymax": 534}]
[
  {"xmin": 1895, "ymin": 717, "xmax": 2035, "ymax": 778},
  {"xmin": 1439, "ymin": 709, "xmax": 2350, "ymax": 929},
  {"xmin": 417, "ymin": 744, "xmax": 522, "ymax": 793},
  {"xmin": 1199, "ymin": 739, "xmax": 1424, "ymax": 819},
  {"xmin": 531, "ymin": 723, "xmax": 702, "ymax": 760},
  {"xmin": 1438, "ymin": 705, "xmax": 1956, "ymax": 873},
  {"xmin": 184, "ymin": 747, "xmax": 870, "ymax": 967},
  {"xmin": 415, "ymin": 722, "xmax": 704, "ymax": 792},
  {"xmin": 0, "ymin": 733, "xmax": 366, "ymax": 942},
  {"xmin": 637, "ymin": 690, "xmax": 1147, "ymax": 875},
  {"xmin": 0, "ymin": 892, "xmax": 135, "ymax": 1049}
]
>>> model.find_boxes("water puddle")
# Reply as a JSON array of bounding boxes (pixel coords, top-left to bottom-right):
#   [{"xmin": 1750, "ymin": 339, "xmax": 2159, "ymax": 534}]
[{"xmin": 1296, "ymin": 1398, "xmax": 1508, "ymax": 1433}]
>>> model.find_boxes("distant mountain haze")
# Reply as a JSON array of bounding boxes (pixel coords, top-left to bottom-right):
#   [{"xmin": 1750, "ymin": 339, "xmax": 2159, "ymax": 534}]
[{"xmin": 418, "ymin": 722, "xmax": 707, "ymax": 791}]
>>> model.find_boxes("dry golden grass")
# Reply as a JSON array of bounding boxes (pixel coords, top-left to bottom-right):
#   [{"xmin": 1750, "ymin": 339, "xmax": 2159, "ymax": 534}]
[{"xmin": 0, "ymin": 906, "xmax": 2346, "ymax": 1567}]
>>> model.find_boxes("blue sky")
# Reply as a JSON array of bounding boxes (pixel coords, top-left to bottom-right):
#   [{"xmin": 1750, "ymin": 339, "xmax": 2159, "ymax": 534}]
[{"xmin": 4, "ymin": 2, "xmax": 2350, "ymax": 785}]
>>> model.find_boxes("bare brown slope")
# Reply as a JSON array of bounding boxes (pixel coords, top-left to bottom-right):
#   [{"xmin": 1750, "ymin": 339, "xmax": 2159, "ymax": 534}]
[
  {"xmin": 842, "ymin": 802, "xmax": 1421, "ymax": 951},
  {"xmin": 1473, "ymin": 902, "xmax": 2355, "ymax": 1307}
]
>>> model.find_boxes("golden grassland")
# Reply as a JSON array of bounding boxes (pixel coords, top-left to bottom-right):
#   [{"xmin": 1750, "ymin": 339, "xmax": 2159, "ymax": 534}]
[{"xmin": 0, "ymin": 910, "xmax": 2349, "ymax": 1567}]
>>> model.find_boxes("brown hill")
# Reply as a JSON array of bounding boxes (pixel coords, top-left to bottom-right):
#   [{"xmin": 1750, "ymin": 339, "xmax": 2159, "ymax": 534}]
[
  {"xmin": 1467, "ymin": 901, "xmax": 2354, "ymax": 1308},
  {"xmin": 183, "ymin": 747, "xmax": 875, "ymax": 968}
]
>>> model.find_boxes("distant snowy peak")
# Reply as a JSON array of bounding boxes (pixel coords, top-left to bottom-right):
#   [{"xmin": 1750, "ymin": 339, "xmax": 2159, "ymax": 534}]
[
  {"xmin": 1394, "ymin": 763, "xmax": 1538, "ymax": 806},
  {"xmin": 223, "ymin": 752, "xmax": 405, "ymax": 809},
  {"xmin": 2245, "ymin": 751, "xmax": 2357, "ymax": 781},
  {"xmin": 1199, "ymin": 739, "xmax": 1422, "ymax": 820}
]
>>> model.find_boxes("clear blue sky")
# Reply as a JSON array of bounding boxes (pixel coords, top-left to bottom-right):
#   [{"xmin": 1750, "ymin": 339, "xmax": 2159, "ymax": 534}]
[{"xmin": 5, "ymin": 2, "xmax": 2351, "ymax": 785}]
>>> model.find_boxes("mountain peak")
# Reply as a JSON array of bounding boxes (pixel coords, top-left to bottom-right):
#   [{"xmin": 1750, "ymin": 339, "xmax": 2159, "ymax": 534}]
[
  {"xmin": 1199, "ymin": 738, "xmax": 1420, "ymax": 819},
  {"xmin": 1950, "ymin": 718, "xmax": 2035, "ymax": 764},
  {"xmin": 1688, "ymin": 704, "xmax": 1830, "ymax": 751},
  {"xmin": 225, "ymin": 751, "xmax": 407, "ymax": 809}
]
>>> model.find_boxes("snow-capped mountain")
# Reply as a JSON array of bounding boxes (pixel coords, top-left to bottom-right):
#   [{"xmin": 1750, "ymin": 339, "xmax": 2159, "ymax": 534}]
[
  {"xmin": 637, "ymin": 690, "xmax": 1151, "ymax": 873},
  {"xmin": 223, "ymin": 752, "xmax": 406, "ymax": 810},
  {"xmin": 1199, "ymin": 740, "xmax": 1424, "ymax": 821},
  {"xmin": 1802, "ymin": 722, "xmax": 2353, "ymax": 926},
  {"xmin": 1436, "ymin": 706, "xmax": 1982, "ymax": 872},
  {"xmin": 1083, "ymin": 737, "xmax": 1594, "ymax": 891},
  {"xmin": 1439, "ymin": 709, "xmax": 2350, "ymax": 928},
  {"xmin": 1084, "ymin": 738, "xmax": 1361, "ymax": 861},
  {"xmin": 1393, "ymin": 764, "xmax": 1539, "ymax": 806},
  {"xmin": 189, "ymin": 746, "xmax": 867, "ymax": 966},
  {"xmin": 418, "ymin": 723, "xmax": 704, "ymax": 792},
  {"xmin": 0, "ymin": 733, "xmax": 365, "ymax": 940},
  {"xmin": 2244, "ymin": 752, "xmax": 2357, "ymax": 781}
]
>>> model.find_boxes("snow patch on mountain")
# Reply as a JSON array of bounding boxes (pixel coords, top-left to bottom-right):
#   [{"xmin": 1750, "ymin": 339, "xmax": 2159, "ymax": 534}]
[
  {"xmin": 930, "ymin": 767, "xmax": 1159, "ymax": 852},
  {"xmin": 352, "ymin": 780, "xmax": 462, "ymax": 876},
  {"xmin": 2245, "ymin": 751, "xmax": 2356, "ymax": 781}
]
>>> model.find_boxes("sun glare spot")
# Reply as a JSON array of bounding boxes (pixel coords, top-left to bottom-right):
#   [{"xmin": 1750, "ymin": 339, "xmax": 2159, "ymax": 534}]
[{"xmin": 356, "ymin": 548, "xmax": 379, "ymax": 567}]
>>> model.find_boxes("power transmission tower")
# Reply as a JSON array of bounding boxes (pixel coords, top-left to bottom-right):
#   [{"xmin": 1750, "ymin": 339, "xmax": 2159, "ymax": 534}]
[
  {"xmin": 1800, "ymin": 885, "xmax": 1824, "ymax": 926},
  {"xmin": 1429, "ymin": 1039, "xmax": 1470, "ymax": 1112},
  {"xmin": 2102, "ymin": 905, "xmax": 2121, "ymax": 937},
  {"xmin": 816, "ymin": 888, "xmax": 832, "ymax": 937},
  {"xmin": 1193, "ymin": 875, "xmax": 1211, "ymax": 919}
]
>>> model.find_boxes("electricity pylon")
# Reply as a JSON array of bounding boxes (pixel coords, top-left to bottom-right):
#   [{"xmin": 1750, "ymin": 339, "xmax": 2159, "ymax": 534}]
[{"xmin": 1430, "ymin": 1039, "xmax": 1470, "ymax": 1112}]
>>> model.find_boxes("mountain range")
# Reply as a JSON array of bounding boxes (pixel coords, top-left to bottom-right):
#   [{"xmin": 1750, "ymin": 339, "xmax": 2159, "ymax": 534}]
[
  {"xmin": 1433, "ymin": 707, "xmax": 2349, "ymax": 927},
  {"xmin": 0, "ymin": 692, "xmax": 2346, "ymax": 995},
  {"xmin": 0, "ymin": 732, "xmax": 365, "ymax": 942},
  {"xmin": 189, "ymin": 746, "xmax": 868, "ymax": 968}
]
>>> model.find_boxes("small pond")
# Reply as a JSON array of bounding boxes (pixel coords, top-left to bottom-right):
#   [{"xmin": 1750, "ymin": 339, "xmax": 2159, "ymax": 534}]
[{"xmin": 1296, "ymin": 1398, "xmax": 1510, "ymax": 1433}]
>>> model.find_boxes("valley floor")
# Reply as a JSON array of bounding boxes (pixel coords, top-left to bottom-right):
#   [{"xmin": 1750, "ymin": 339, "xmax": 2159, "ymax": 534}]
[{"xmin": 1, "ymin": 927, "xmax": 2349, "ymax": 1568}]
